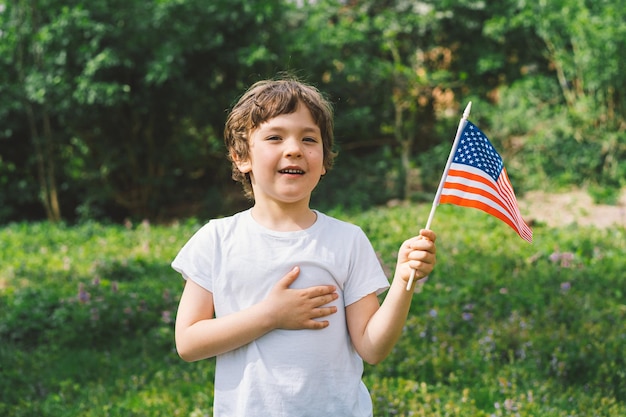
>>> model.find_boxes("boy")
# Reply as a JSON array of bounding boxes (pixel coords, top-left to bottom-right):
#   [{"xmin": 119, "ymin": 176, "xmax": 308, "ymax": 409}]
[{"xmin": 172, "ymin": 78, "xmax": 436, "ymax": 416}]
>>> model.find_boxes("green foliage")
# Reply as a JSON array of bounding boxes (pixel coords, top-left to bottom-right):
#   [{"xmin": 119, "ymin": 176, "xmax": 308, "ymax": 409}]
[
  {"xmin": 1, "ymin": 206, "xmax": 625, "ymax": 415},
  {"xmin": 1, "ymin": 0, "xmax": 625, "ymax": 222},
  {"xmin": 0, "ymin": 221, "xmax": 181, "ymax": 349},
  {"xmin": 0, "ymin": 0, "xmax": 291, "ymax": 222},
  {"xmin": 483, "ymin": 0, "xmax": 626, "ymax": 191},
  {"xmin": 312, "ymin": 148, "xmax": 397, "ymax": 212}
]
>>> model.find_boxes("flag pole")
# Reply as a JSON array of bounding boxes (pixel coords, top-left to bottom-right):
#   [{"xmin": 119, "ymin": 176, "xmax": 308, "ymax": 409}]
[{"xmin": 406, "ymin": 101, "xmax": 472, "ymax": 291}]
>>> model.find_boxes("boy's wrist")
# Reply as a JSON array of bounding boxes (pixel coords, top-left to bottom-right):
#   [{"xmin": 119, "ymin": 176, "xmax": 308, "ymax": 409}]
[{"xmin": 396, "ymin": 269, "xmax": 428, "ymax": 293}]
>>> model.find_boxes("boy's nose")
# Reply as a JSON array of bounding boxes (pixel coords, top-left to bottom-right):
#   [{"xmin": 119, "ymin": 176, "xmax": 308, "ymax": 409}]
[{"xmin": 284, "ymin": 139, "xmax": 303, "ymax": 158}]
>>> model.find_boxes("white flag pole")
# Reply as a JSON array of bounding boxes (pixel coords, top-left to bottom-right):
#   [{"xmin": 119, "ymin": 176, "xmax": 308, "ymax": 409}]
[{"xmin": 406, "ymin": 101, "xmax": 472, "ymax": 291}]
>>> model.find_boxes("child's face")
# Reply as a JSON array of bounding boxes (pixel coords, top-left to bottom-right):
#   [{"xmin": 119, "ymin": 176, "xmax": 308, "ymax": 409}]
[{"xmin": 234, "ymin": 103, "xmax": 326, "ymax": 207}]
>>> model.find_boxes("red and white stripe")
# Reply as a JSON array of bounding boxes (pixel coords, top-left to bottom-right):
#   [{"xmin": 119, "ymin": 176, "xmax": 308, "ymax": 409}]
[{"xmin": 440, "ymin": 163, "xmax": 533, "ymax": 242}]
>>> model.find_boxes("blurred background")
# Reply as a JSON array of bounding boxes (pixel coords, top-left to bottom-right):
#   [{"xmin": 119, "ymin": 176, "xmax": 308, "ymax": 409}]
[{"xmin": 1, "ymin": 0, "xmax": 625, "ymax": 224}]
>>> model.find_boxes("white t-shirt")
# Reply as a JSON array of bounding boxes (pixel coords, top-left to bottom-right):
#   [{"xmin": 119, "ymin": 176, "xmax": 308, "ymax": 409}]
[{"xmin": 172, "ymin": 209, "xmax": 390, "ymax": 417}]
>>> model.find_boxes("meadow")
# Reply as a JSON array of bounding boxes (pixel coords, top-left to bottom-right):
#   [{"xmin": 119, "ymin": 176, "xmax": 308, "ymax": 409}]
[{"xmin": 0, "ymin": 204, "xmax": 624, "ymax": 416}]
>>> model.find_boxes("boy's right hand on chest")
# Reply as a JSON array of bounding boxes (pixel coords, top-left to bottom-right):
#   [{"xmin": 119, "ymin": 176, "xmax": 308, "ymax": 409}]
[{"xmin": 263, "ymin": 266, "xmax": 338, "ymax": 330}]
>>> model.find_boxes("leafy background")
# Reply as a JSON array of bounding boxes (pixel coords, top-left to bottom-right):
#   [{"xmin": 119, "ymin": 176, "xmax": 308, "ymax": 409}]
[{"xmin": 1, "ymin": 0, "xmax": 625, "ymax": 223}]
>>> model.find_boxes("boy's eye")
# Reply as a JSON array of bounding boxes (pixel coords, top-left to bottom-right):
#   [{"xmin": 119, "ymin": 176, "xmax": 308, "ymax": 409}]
[
  {"xmin": 267, "ymin": 136, "xmax": 281, "ymax": 141},
  {"xmin": 303, "ymin": 137, "xmax": 318, "ymax": 143}
]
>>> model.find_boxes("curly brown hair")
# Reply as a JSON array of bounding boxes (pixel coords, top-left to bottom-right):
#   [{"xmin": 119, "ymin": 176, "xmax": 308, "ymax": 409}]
[{"xmin": 224, "ymin": 78, "xmax": 337, "ymax": 199}]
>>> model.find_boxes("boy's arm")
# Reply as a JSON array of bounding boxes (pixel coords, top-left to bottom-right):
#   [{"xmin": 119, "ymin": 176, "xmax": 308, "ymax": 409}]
[
  {"xmin": 175, "ymin": 266, "xmax": 338, "ymax": 362},
  {"xmin": 346, "ymin": 230, "xmax": 436, "ymax": 365}
]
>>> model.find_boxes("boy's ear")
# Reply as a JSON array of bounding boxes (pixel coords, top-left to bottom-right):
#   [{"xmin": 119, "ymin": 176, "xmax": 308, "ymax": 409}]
[{"xmin": 232, "ymin": 152, "xmax": 252, "ymax": 173}]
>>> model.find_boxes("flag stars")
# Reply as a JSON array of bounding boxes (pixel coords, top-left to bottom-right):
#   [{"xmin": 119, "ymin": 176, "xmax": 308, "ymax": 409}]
[{"xmin": 452, "ymin": 121, "xmax": 504, "ymax": 181}]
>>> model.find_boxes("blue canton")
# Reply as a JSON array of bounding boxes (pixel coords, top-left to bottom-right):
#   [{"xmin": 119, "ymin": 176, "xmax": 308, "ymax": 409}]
[{"xmin": 453, "ymin": 121, "xmax": 504, "ymax": 181}]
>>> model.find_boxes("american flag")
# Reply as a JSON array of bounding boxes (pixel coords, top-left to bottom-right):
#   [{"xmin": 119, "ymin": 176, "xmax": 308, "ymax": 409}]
[{"xmin": 439, "ymin": 121, "xmax": 533, "ymax": 243}]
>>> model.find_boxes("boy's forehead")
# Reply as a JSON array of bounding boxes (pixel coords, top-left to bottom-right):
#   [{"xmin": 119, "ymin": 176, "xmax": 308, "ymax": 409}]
[{"xmin": 253, "ymin": 103, "xmax": 319, "ymax": 131}]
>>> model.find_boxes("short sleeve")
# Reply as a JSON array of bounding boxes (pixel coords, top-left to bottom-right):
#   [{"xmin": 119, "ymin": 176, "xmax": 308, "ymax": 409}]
[
  {"xmin": 171, "ymin": 222, "xmax": 216, "ymax": 293},
  {"xmin": 343, "ymin": 227, "xmax": 390, "ymax": 306}
]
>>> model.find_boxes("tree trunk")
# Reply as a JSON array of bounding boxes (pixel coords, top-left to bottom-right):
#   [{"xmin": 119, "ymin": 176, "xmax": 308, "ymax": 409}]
[{"xmin": 15, "ymin": 0, "xmax": 61, "ymax": 222}]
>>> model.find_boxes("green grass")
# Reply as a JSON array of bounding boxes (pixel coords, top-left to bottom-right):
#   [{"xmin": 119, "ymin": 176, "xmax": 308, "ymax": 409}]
[{"xmin": 1, "ymin": 205, "xmax": 625, "ymax": 416}]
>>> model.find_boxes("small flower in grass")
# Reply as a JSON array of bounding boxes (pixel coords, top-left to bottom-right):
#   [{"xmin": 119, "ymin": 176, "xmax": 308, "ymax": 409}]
[
  {"xmin": 479, "ymin": 335, "xmax": 492, "ymax": 345},
  {"xmin": 504, "ymin": 398, "xmax": 517, "ymax": 411},
  {"xmin": 161, "ymin": 310, "xmax": 172, "ymax": 324},
  {"xmin": 499, "ymin": 287, "xmax": 508, "ymax": 294},
  {"xmin": 549, "ymin": 251, "xmax": 561, "ymax": 263},
  {"xmin": 462, "ymin": 304, "xmax": 474, "ymax": 321},
  {"xmin": 560, "ymin": 281, "xmax": 571, "ymax": 292},
  {"xmin": 429, "ymin": 309, "xmax": 438, "ymax": 318},
  {"xmin": 559, "ymin": 252, "xmax": 574, "ymax": 268},
  {"xmin": 78, "ymin": 283, "xmax": 90, "ymax": 303},
  {"xmin": 549, "ymin": 250, "xmax": 575, "ymax": 268},
  {"xmin": 92, "ymin": 276, "xmax": 101, "ymax": 286},
  {"xmin": 111, "ymin": 281, "xmax": 119, "ymax": 293}
]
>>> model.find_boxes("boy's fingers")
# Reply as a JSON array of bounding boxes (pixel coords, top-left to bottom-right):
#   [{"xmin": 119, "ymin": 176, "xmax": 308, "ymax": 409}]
[
  {"xmin": 315, "ymin": 306, "xmax": 338, "ymax": 318},
  {"xmin": 407, "ymin": 238, "xmax": 436, "ymax": 254},
  {"xmin": 314, "ymin": 292, "xmax": 338, "ymax": 307},
  {"xmin": 307, "ymin": 319, "xmax": 330, "ymax": 329},
  {"xmin": 277, "ymin": 266, "xmax": 300, "ymax": 288},
  {"xmin": 419, "ymin": 229, "xmax": 437, "ymax": 242},
  {"xmin": 313, "ymin": 285, "xmax": 338, "ymax": 298}
]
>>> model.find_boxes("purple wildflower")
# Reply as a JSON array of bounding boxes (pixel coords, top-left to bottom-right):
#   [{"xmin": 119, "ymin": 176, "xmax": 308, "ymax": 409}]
[
  {"xmin": 560, "ymin": 252, "xmax": 574, "ymax": 268},
  {"xmin": 549, "ymin": 251, "xmax": 561, "ymax": 263},
  {"xmin": 78, "ymin": 283, "xmax": 90, "ymax": 303},
  {"xmin": 161, "ymin": 310, "xmax": 172, "ymax": 324},
  {"xmin": 549, "ymin": 251, "xmax": 575, "ymax": 268}
]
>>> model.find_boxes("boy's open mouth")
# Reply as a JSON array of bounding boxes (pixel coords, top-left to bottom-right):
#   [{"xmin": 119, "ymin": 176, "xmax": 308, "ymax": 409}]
[{"xmin": 279, "ymin": 169, "xmax": 304, "ymax": 175}]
